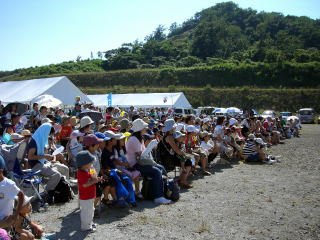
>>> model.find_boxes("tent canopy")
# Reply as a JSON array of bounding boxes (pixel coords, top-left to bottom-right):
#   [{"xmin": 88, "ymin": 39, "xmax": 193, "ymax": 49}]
[
  {"xmin": 88, "ymin": 92, "xmax": 192, "ymax": 108},
  {"xmin": 0, "ymin": 76, "xmax": 91, "ymax": 105}
]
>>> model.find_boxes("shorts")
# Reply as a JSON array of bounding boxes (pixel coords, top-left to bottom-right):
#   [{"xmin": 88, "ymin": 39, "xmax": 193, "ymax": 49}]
[{"xmin": 246, "ymin": 152, "xmax": 260, "ymax": 162}]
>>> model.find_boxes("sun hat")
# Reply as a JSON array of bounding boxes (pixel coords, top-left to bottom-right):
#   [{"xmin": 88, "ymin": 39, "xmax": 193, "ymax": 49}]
[
  {"xmin": 95, "ymin": 132, "xmax": 111, "ymax": 141},
  {"xmin": 186, "ymin": 125, "xmax": 199, "ymax": 133},
  {"xmin": 248, "ymin": 134, "xmax": 255, "ymax": 140},
  {"xmin": 80, "ymin": 116, "xmax": 94, "ymax": 129},
  {"xmin": 104, "ymin": 130, "xmax": 123, "ymax": 139},
  {"xmin": 20, "ymin": 129, "xmax": 32, "ymax": 137},
  {"xmin": 76, "ymin": 150, "xmax": 95, "ymax": 167},
  {"xmin": 162, "ymin": 119, "xmax": 177, "ymax": 132},
  {"xmin": 11, "ymin": 133, "xmax": 24, "ymax": 141},
  {"xmin": 115, "ymin": 133, "xmax": 126, "ymax": 140},
  {"xmin": 0, "ymin": 155, "xmax": 5, "ymax": 170},
  {"xmin": 83, "ymin": 134, "xmax": 103, "ymax": 146},
  {"xmin": 229, "ymin": 118, "xmax": 237, "ymax": 126},
  {"xmin": 70, "ymin": 130, "xmax": 85, "ymax": 139},
  {"xmin": 203, "ymin": 118, "xmax": 211, "ymax": 124},
  {"xmin": 173, "ymin": 131, "xmax": 185, "ymax": 139},
  {"xmin": 41, "ymin": 118, "xmax": 53, "ymax": 124},
  {"xmin": 131, "ymin": 119, "xmax": 148, "ymax": 133},
  {"xmin": 119, "ymin": 118, "xmax": 130, "ymax": 130}
]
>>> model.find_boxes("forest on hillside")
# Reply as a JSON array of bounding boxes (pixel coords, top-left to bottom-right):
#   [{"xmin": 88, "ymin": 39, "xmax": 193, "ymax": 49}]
[{"xmin": 1, "ymin": 1, "xmax": 319, "ymax": 87}]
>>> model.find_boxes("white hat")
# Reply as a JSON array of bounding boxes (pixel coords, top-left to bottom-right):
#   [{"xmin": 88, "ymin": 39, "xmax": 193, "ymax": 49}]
[
  {"xmin": 229, "ymin": 118, "xmax": 237, "ymax": 126},
  {"xmin": 41, "ymin": 118, "xmax": 53, "ymax": 124},
  {"xmin": 248, "ymin": 134, "xmax": 255, "ymax": 140},
  {"xmin": 162, "ymin": 119, "xmax": 177, "ymax": 132},
  {"xmin": 131, "ymin": 119, "xmax": 148, "ymax": 133},
  {"xmin": 255, "ymin": 138, "xmax": 267, "ymax": 145},
  {"xmin": 15, "ymin": 195, "xmax": 33, "ymax": 206},
  {"xmin": 203, "ymin": 117, "xmax": 211, "ymax": 124},
  {"xmin": 200, "ymin": 131, "xmax": 212, "ymax": 138},
  {"xmin": 80, "ymin": 116, "xmax": 94, "ymax": 129},
  {"xmin": 70, "ymin": 130, "xmax": 85, "ymax": 139},
  {"xmin": 11, "ymin": 133, "xmax": 24, "ymax": 140},
  {"xmin": 186, "ymin": 125, "xmax": 199, "ymax": 133},
  {"xmin": 104, "ymin": 130, "xmax": 123, "ymax": 139},
  {"xmin": 173, "ymin": 131, "xmax": 185, "ymax": 139}
]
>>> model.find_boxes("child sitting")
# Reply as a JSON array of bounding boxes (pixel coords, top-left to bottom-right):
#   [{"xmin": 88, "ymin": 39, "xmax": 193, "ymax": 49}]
[
  {"xmin": 76, "ymin": 150, "xmax": 102, "ymax": 232},
  {"xmin": 13, "ymin": 196, "xmax": 44, "ymax": 240}
]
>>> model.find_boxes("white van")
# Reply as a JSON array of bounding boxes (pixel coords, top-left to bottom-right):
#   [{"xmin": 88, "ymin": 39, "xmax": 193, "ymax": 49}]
[
  {"xmin": 173, "ymin": 108, "xmax": 193, "ymax": 116},
  {"xmin": 298, "ymin": 108, "xmax": 315, "ymax": 123}
]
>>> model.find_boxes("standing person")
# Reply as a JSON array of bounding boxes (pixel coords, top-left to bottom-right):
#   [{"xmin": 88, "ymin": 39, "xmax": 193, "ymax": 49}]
[
  {"xmin": 126, "ymin": 119, "xmax": 171, "ymax": 205},
  {"xmin": 76, "ymin": 151, "xmax": 102, "ymax": 232}
]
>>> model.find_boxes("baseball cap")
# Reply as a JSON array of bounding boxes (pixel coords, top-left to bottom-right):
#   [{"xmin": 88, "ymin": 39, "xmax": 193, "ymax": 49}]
[
  {"xmin": 83, "ymin": 134, "xmax": 103, "ymax": 146},
  {"xmin": 95, "ymin": 132, "xmax": 111, "ymax": 141}
]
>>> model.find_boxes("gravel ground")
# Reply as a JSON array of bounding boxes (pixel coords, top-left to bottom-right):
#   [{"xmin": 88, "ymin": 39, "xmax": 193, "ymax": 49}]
[{"xmin": 33, "ymin": 125, "xmax": 320, "ymax": 240}]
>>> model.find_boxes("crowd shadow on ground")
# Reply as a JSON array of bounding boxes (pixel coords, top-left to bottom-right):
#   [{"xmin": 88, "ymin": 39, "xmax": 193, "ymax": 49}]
[{"xmin": 52, "ymin": 197, "xmax": 168, "ymax": 240}]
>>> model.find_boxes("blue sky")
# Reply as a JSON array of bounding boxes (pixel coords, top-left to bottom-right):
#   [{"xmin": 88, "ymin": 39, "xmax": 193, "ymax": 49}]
[{"xmin": 0, "ymin": 0, "xmax": 319, "ymax": 71}]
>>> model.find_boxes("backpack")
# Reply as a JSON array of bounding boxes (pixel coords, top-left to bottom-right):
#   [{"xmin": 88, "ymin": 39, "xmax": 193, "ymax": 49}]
[
  {"xmin": 52, "ymin": 177, "xmax": 73, "ymax": 204},
  {"xmin": 164, "ymin": 178, "xmax": 180, "ymax": 201},
  {"xmin": 141, "ymin": 177, "xmax": 154, "ymax": 200}
]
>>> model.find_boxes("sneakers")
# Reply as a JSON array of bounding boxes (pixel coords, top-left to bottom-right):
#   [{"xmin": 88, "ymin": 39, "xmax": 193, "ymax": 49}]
[
  {"xmin": 81, "ymin": 224, "xmax": 97, "ymax": 233},
  {"xmin": 135, "ymin": 192, "xmax": 144, "ymax": 200},
  {"xmin": 154, "ymin": 197, "xmax": 172, "ymax": 205},
  {"xmin": 263, "ymin": 159, "xmax": 277, "ymax": 165}
]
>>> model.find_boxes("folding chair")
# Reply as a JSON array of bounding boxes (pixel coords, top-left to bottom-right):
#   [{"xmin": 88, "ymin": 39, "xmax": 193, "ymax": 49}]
[{"xmin": 12, "ymin": 160, "xmax": 47, "ymax": 209}]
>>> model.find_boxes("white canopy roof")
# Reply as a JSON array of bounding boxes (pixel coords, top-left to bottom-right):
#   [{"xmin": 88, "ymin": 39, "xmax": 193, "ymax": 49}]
[
  {"xmin": 0, "ymin": 76, "xmax": 91, "ymax": 105},
  {"xmin": 88, "ymin": 92, "xmax": 192, "ymax": 108}
]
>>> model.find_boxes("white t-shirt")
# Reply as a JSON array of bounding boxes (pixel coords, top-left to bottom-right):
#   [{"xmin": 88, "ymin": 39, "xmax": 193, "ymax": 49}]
[
  {"xmin": 200, "ymin": 141, "xmax": 214, "ymax": 155},
  {"xmin": 214, "ymin": 125, "xmax": 224, "ymax": 139},
  {"xmin": 0, "ymin": 177, "xmax": 20, "ymax": 220}
]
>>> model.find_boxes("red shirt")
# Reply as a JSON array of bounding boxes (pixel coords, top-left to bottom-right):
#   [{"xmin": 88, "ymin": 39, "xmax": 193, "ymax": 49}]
[
  {"xmin": 77, "ymin": 170, "xmax": 96, "ymax": 200},
  {"xmin": 59, "ymin": 125, "xmax": 72, "ymax": 140}
]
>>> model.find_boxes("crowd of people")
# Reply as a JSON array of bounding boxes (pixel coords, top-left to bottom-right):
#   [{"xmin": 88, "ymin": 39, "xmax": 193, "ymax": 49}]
[{"xmin": 0, "ymin": 98, "xmax": 301, "ymax": 238}]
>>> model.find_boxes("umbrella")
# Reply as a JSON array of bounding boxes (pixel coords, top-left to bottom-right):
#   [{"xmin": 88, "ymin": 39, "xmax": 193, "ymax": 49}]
[
  {"xmin": 213, "ymin": 108, "xmax": 227, "ymax": 114},
  {"xmin": 32, "ymin": 95, "xmax": 62, "ymax": 108},
  {"xmin": 2, "ymin": 103, "xmax": 28, "ymax": 115},
  {"xmin": 79, "ymin": 111, "xmax": 103, "ymax": 122},
  {"xmin": 226, "ymin": 107, "xmax": 242, "ymax": 114},
  {"xmin": 287, "ymin": 116, "xmax": 299, "ymax": 121}
]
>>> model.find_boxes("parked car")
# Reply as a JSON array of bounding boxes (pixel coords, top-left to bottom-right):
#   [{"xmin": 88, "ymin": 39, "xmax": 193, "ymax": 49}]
[
  {"xmin": 261, "ymin": 110, "xmax": 277, "ymax": 119},
  {"xmin": 173, "ymin": 108, "xmax": 193, "ymax": 116},
  {"xmin": 298, "ymin": 108, "xmax": 315, "ymax": 124}
]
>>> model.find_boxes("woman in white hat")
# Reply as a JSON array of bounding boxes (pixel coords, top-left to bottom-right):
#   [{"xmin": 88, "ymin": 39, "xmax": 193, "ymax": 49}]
[{"xmin": 126, "ymin": 119, "xmax": 171, "ymax": 205}]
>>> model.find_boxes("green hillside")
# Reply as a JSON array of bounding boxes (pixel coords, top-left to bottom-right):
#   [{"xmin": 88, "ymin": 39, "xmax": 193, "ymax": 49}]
[{"xmin": 1, "ymin": 1, "xmax": 320, "ymax": 88}]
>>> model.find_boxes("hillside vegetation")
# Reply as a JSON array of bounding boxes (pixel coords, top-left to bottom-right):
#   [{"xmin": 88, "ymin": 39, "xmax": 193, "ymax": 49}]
[{"xmin": 1, "ymin": 1, "xmax": 319, "ymax": 86}]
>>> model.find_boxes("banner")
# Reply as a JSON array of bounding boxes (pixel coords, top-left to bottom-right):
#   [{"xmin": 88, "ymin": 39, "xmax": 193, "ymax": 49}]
[{"xmin": 107, "ymin": 93, "xmax": 112, "ymax": 106}]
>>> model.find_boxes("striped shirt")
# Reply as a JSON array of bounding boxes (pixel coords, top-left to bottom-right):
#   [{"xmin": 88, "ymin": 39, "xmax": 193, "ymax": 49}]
[{"xmin": 243, "ymin": 141, "xmax": 256, "ymax": 156}]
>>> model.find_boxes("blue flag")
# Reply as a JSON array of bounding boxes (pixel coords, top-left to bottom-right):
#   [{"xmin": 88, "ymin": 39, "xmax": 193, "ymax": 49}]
[{"xmin": 107, "ymin": 93, "xmax": 112, "ymax": 106}]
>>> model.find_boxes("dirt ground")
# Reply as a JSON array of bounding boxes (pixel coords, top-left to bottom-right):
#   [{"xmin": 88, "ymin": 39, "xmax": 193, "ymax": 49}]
[{"xmin": 33, "ymin": 124, "xmax": 320, "ymax": 240}]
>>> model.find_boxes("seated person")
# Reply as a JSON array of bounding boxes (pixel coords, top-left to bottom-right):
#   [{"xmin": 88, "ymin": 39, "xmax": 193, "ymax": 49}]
[
  {"xmin": 242, "ymin": 134, "xmax": 276, "ymax": 164},
  {"xmin": 185, "ymin": 125, "xmax": 211, "ymax": 175},
  {"xmin": 0, "ymin": 156, "xmax": 24, "ymax": 234},
  {"xmin": 12, "ymin": 196, "xmax": 45, "ymax": 240},
  {"xmin": 27, "ymin": 123, "xmax": 68, "ymax": 200},
  {"xmin": 200, "ymin": 131, "xmax": 219, "ymax": 164}
]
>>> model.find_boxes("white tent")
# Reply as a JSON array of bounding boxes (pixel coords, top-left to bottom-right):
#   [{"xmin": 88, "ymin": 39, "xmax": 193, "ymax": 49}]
[
  {"xmin": 0, "ymin": 76, "xmax": 91, "ymax": 105},
  {"xmin": 88, "ymin": 92, "xmax": 192, "ymax": 108}
]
